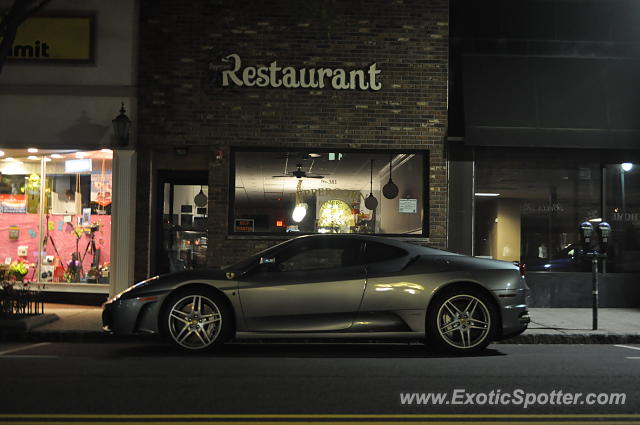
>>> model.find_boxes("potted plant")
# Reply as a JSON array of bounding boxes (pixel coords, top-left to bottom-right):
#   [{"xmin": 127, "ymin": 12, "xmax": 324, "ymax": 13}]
[{"xmin": 7, "ymin": 259, "xmax": 29, "ymax": 282}]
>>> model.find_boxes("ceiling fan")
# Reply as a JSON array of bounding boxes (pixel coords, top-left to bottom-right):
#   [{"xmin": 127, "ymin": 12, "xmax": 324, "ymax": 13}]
[{"xmin": 272, "ymin": 163, "xmax": 325, "ymax": 179}]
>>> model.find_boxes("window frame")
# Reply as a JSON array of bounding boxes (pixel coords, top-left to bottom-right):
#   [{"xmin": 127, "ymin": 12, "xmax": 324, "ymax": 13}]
[{"xmin": 228, "ymin": 147, "xmax": 430, "ymax": 238}]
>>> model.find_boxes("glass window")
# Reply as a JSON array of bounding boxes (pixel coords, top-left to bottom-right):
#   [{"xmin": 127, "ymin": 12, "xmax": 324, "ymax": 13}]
[
  {"xmin": 605, "ymin": 163, "xmax": 640, "ymax": 272},
  {"xmin": 0, "ymin": 149, "xmax": 113, "ymax": 284},
  {"xmin": 474, "ymin": 150, "xmax": 601, "ymax": 272},
  {"xmin": 231, "ymin": 149, "xmax": 427, "ymax": 236},
  {"xmin": 364, "ymin": 240, "xmax": 408, "ymax": 263},
  {"xmin": 474, "ymin": 151, "xmax": 640, "ymax": 273},
  {"xmin": 156, "ymin": 172, "xmax": 209, "ymax": 275},
  {"xmin": 276, "ymin": 238, "xmax": 362, "ymax": 272}
]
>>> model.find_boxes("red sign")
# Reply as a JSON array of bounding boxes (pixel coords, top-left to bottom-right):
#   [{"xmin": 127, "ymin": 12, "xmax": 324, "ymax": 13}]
[{"xmin": 234, "ymin": 219, "xmax": 254, "ymax": 232}]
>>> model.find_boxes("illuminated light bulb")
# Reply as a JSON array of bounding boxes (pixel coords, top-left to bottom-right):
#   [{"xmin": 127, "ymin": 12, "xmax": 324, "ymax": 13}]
[
  {"xmin": 0, "ymin": 150, "xmax": 4, "ymax": 157},
  {"xmin": 50, "ymin": 154, "xmax": 62, "ymax": 159},
  {"xmin": 292, "ymin": 203, "xmax": 308, "ymax": 223},
  {"xmin": 27, "ymin": 148, "xmax": 38, "ymax": 153},
  {"xmin": 27, "ymin": 156, "xmax": 39, "ymax": 160},
  {"xmin": 621, "ymin": 163, "xmax": 633, "ymax": 172}
]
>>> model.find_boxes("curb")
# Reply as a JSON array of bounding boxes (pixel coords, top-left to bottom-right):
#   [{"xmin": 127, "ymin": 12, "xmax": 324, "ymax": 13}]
[
  {"xmin": 0, "ymin": 314, "xmax": 59, "ymax": 332},
  {"xmin": 1, "ymin": 331, "xmax": 640, "ymax": 344},
  {"xmin": 0, "ymin": 330, "xmax": 161, "ymax": 343},
  {"xmin": 500, "ymin": 333, "xmax": 640, "ymax": 344}
]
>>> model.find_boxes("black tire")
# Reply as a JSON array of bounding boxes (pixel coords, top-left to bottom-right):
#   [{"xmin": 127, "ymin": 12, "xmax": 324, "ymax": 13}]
[
  {"xmin": 425, "ymin": 286, "xmax": 497, "ymax": 354},
  {"xmin": 160, "ymin": 288, "xmax": 233, "ymax": 352}
]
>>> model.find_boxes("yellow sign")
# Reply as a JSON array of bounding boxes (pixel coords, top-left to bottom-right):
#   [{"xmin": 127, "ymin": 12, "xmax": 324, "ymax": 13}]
[{"xmin": 5, "ymin": 16, "xmax": 94, "ymax": 62}]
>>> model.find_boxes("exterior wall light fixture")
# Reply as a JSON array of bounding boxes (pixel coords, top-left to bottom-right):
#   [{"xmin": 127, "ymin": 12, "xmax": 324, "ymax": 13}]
[{"xmin": 112, "ymin": 102, "xmax": 132, "ymax": 147}]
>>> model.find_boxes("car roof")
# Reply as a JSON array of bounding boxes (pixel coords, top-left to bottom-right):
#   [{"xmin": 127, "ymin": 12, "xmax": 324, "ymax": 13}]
[{"xmin": 290, "ymin": 234, "xmax": 458, "ymax": 256}]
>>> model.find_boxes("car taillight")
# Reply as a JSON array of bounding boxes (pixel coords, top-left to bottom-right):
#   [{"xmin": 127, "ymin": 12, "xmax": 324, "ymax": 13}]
[{"xmin": 513, "ymin": 261, "xmax": 526, "ymax": 277}]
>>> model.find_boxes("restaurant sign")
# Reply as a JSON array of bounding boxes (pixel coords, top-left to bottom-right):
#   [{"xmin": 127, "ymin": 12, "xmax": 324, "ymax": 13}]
[{"xmin": 218, "ymin": 53, "xmax": 382, "ymax": 91}]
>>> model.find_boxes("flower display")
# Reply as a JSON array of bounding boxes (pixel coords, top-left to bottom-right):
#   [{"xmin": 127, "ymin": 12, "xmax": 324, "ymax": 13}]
[{"xmin": 7, "ymin": 259, "xmax": 29, "ymax": 281}]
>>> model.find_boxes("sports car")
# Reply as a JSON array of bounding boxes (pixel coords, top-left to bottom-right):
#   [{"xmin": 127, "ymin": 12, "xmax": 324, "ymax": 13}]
[{"xmin": 102, "ymin": 234, "xmax": 530, "ymax": 353}]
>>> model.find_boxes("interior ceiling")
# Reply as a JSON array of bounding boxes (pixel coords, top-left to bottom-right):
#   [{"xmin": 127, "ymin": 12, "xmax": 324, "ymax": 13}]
[
  {"xmin": 0, "ymin": 148, "xmax": 111, "ymax": 160},
  {"xmin": 235, "ymin": 151, "xmax": 408, "ymax": 204},
  {"xmin": 476, "ymin": 165, "xmax": 602, "ymax": 201}
]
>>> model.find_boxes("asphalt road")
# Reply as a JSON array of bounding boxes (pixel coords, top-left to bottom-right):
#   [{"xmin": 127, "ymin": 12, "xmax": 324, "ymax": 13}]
[{"xmin": 0, "ymin": 342, "xmax": 639, "ymax": 423}]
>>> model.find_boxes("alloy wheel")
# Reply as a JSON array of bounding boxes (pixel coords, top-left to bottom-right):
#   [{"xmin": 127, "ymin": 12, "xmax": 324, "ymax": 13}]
[
  {"xmin": 167, "ymin": 294, "xmax": 223, "ymax": 350},
  {"xmin": 436, "ymin": 294, "xmax": 491, "ymax": 350}
]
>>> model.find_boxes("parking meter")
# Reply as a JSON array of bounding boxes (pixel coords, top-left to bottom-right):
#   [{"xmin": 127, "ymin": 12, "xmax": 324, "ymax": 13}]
[
  {"xmin": 597, "ymin": 222, "xmax": 611, "ymax": 253},
  {"xmin": 579, "ymin": 221, "xmax": 594, "ymax": 249}
]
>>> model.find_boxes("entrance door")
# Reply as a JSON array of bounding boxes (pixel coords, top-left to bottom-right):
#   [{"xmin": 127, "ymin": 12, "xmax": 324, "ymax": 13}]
[
  {"xmin": 238, "ymin": 237, "xmax": 366, "ymax": 332},
  {"xmin": 155, "ymin": 171, "xmax": 209, "ymax": 275}
]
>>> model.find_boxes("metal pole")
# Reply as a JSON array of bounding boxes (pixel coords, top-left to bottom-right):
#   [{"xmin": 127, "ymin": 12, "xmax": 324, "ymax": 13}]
[
  {"xmin": 36, "ymin": 156, "xmax": 46, "ymax": 288},
  {"xmin": 592, "ymin": 255, "xmax": 598, "ymax": 330}
]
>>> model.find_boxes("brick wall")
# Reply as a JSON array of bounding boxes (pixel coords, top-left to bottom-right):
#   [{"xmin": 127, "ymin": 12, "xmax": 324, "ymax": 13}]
[{"xmin": 136, "ymin": 0, "xmax": 449, "ymax": 278}]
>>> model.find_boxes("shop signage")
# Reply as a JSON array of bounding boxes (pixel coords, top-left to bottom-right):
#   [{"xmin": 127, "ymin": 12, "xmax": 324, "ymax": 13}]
[
  {"xmin": 219, "ymin": 54, "xmax": 382, "ymax": 91},
  {"xmin": 612, "ymin": 212, "xmax": 640, "ymax": 223},
  {"xmin": 399, "ymin": 198, "xmax": 418, "ymax": 213},
  {"xmin": 297, "ymin": 189, "xmax": 360, "ymax": 203},
  {"xmin": 521, "ymin": 202, "xmax": 565, "ymax": 215},
  {"xmin": 6, "ymin": 16, "xmax": 94, "ymax": 63},
  {"xmin": 0, "ymin": 194, "xmax": 27, "ymax": 213},
  {"xmin": 234, "ymin": 219, "xmax": 254, "ymax": 232}
]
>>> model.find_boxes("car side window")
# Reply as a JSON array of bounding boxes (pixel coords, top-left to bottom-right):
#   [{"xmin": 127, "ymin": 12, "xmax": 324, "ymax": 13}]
[
  {"xmin": 277, "ymin": 239, "xmax": 363, "ymax": 272},
  {"xmin": 364, "ymin": 241, "xmax": 408, "ymax": 264}
]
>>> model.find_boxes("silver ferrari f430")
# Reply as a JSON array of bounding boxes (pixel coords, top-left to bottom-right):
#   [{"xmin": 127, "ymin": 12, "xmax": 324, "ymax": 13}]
[{"xmin": 103, "ymin": 234, "xmax": 530, "ymax": 353}]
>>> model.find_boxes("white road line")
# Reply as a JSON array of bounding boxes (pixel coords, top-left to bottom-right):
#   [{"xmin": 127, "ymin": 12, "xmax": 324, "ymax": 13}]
[
  {"xmin": 1, "ymin": 355, "xmax": 58, "ymax": 359},
  {"xmin": 626, "ymin": 357, "xmax": 640, "ymax": 360},
  {"xmin": 614, "ymin": 344, "xmax": 640, "ymax": 352},
  {"xmin": 0, "ymin": 342, "xmax": 50, "ymax": 356}
]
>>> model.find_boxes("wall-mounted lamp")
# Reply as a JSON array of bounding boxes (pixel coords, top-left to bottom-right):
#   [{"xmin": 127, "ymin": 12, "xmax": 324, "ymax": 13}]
[{"xmin": 112, "ymin": 102, "xmax": 132, "ymax": 147}]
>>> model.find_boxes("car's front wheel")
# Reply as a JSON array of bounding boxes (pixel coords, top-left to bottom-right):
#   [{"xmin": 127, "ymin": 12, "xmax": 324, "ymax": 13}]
[
  {"xmin": 426, "ymin": 287, "xmax": 497, "ymax": 354},
  {"xmin": 162, "ymin": 290, "xmax": 231, "ymax": 352}
]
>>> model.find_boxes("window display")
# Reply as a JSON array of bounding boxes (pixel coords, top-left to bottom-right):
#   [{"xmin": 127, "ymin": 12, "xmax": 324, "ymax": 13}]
[
  {"xmin": 231, "ymin": 149, "xmax": 427, "ymax": 236},
  {"xmin": 0, "ymin": 149, "xmax": 112, "ymax": 284}
]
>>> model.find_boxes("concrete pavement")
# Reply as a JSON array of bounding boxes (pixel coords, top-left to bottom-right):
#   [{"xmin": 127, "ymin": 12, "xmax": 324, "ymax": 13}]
[{"xmin": 1, "ymin": 304, "xmax": 639, "ymax": 343}]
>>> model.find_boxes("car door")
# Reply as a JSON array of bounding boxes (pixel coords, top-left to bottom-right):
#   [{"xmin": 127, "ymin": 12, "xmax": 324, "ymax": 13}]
[
  {"xmin": 238, "ymin": 237, "xmax": 366, "ymax": 332},
  {"xmin": 357, "ymin": 240, "xmax": 421, "ymax": 314}
]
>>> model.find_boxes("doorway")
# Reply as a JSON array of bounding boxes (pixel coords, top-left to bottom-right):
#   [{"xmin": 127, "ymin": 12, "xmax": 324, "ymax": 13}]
[{"xmin": 155, "ymin": 170, "xmax": 209, "ymax": 275}]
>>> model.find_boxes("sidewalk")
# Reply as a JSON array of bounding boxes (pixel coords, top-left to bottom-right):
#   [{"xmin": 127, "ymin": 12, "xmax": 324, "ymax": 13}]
[
  {"xmin": 1, "ymin": 305, "xmax": 640, "ymax": 344},
  {"xmin": 505, "ymin": 308, "xmax": 640, "ymax": 344}
]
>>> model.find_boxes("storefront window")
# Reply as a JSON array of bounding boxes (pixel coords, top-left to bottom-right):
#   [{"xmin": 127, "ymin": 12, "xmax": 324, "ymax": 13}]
[
  {"xmin": 0, "ymin": 149, "xmax": 112, "ymax": 284},
  {"xmin": 605, "ymin": 163, "xmax": 640, "ymax": 272},
  {"xmin": 474, "ymin": 151, "xmax": 640, "ymax": 273},
  {"xmin": 231, "ymin": 149, "xmax": 427, "ymax": 236}
]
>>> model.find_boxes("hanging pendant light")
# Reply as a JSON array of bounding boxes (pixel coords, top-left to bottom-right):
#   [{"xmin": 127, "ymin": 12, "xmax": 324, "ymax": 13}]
[
  {"xmin": 364, "ymin": 159, "xmax": 378, "ymax": 210},
  {"xmin": 194, "ymin": 185, "xmax": 208, "ymax": 207},
  {"xmin": 383, "ymin": 154, "xmax": 399, "ymax": 199},
  {"xmin": 292, "ymin": 180, "xmax": 308, "ymax": 223}
]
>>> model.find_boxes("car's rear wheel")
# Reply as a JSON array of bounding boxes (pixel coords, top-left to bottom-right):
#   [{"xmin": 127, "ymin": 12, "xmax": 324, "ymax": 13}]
[
  {"xmin": 426, "ymin": 287, "xmax": 497, "ymax": 354},
  {"xmin": 162, "ymin": 290, "xmax": 231, "ymax": 352}
]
